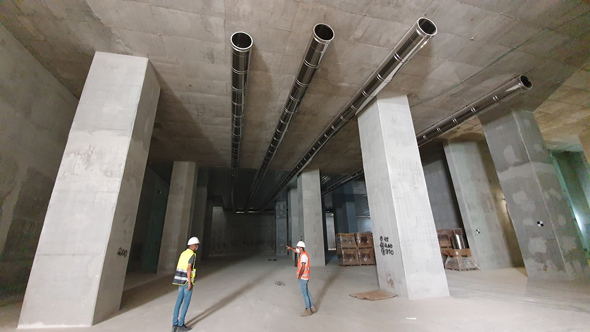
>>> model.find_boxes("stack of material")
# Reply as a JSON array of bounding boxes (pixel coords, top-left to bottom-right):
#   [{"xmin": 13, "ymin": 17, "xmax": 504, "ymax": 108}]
[
  {"xmin": 336, "ymin": 233, "xmax": 358, "ymax": 266},
  {"xmin": 436, "ymin": 229, "xmax": 479, "ymax": 271},
  {"xmin": 336, "ymin": 233, "xmax": 376, "ymax": 266},
  {"xmin": 356, "ymin": 232, "xmax": 375, "ymax": 265}
]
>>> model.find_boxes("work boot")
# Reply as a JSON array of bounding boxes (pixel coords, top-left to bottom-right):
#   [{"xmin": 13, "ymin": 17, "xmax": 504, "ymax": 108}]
[
  {"xmin": 177, "ymin": 325, "xmax": 192, "ymax": 331},
  {"xmin": 310, "ymin": 306, "xmax": 317, "ymax": 313},
  {"xmin": 171, "ymin": 326, "xmax": 177, "ymax": 332},
  {"xmin": 300, "ymin": 309, "xmax": 312, "ymax": 317}
]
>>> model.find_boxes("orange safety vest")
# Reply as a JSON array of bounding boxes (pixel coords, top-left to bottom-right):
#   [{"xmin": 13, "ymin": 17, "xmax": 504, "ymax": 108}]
[{"xmin": 297, "ymin": 251, "xmax": 310, "ymax": 280}]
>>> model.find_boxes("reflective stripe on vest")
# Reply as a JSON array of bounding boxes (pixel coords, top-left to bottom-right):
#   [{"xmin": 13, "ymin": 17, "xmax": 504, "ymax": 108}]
[
  {"xmin": 172, "ymin": 249, "xmax": 196, "ymax": 285},
  {"xmin": 297, "ymin": 251, "xmax": 310, "ymax": 280}
]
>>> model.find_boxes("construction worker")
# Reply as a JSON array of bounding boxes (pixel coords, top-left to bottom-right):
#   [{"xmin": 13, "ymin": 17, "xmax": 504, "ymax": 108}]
[
  {"xmin": 286, "ymin": 241, "xmax": 316, "ymax": 317},
  {"xmin": 171, "ymin": 237, "xmax": 199, "ymax": 332}
]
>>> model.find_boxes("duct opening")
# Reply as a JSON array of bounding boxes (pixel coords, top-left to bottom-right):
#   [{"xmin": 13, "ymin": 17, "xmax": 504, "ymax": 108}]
[
  {"xmin": 231, "ymin": 32, "xmax": 253, "ymax": 51},
  {"xmin": 520, "ymin": 75, "xmax": 532, "ymax": 89},
  {"xmin": 418, "ymin": 18, "xmax": 437, "ymax": 36},
  {"xmin": 314, "ymin": 23, "xmax": 334, "ymax": 43}
]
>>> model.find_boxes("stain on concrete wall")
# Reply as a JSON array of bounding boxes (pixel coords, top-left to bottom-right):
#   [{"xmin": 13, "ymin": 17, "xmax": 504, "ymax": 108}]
[{"xmin": 0, "ymin": 26, "xmax": 78, "ymax": 300}]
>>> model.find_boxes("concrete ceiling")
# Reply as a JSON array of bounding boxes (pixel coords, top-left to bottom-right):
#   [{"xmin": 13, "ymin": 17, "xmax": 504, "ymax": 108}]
[{"xmin": 1, "ymin": 0, "xmax": 589, "ymax": 179}]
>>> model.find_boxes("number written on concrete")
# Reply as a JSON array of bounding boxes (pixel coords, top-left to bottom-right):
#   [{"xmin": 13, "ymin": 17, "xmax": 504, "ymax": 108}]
[
  {"xmin": 117, "ymin": 247, "xmax": 128, "ymax": 257},
  {"xmin": 379, "ymin": 236, "xmax": 394, "ymax": 256}
]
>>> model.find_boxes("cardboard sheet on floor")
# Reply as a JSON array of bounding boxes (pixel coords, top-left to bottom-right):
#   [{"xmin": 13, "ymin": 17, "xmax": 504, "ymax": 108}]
[{"xmin": 350, "ymin": 290, "xmax": 396, "ymax": 301}]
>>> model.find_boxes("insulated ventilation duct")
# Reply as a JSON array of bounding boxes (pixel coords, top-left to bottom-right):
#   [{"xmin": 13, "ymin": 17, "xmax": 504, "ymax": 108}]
[
  {"xmin": 244, "ymin": 23, "xmax": 334, "ymax": 208},
  {"xmin": 417, "ymin": 75, "xmax": 532, "ymax": 146},
  {"xmin": 230, "ymin": 32, "xmax": 253, "ymax": 209},
  {"xmin": 256, "ymin": 17, "xmax": 437, "ymax": 211},
  {"xmin": 322, "ymin": 75, "xmax": 533, "ymax": 196}
]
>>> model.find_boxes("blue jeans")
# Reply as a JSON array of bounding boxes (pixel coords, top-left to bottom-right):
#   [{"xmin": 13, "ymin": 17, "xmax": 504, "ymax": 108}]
[
  {"xmin": 298, "ymin": 279, "xmax": 313, "ymax": 309},
  {"xmin": 173, "ymin": 283, "xmax": 193, "ymax": 326}
]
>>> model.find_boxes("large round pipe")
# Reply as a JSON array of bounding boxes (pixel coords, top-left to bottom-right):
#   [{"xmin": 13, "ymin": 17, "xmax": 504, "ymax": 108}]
[
  {"xmin": 255, "ymin": 18, "xmax": 437, "ymax": 211},
  {"xmin": 230, "ymin": 31, "xmax": 253, "ymax": 209},
  {"xmin": 244, "ymin": 23, "xmax": 334, "ymax": 209},
  {"xmin": 417, "ymin": 75, "xmax": 532, "ymax": 146}
]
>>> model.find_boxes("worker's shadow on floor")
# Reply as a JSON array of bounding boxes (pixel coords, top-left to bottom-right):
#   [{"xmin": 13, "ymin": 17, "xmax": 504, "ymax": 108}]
[
  {"xmin": 185, "ymin": 268, "xmax": 278, "ymax": 326},
  {"xmin": 313, "ymin": 267, "xmax": 342, "ymax": 310}
]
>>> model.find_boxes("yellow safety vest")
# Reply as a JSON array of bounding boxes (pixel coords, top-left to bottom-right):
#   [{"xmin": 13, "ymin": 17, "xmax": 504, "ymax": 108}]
[{"xmin": 172, "ymin": 249, "xmax": 196, "ymax": 285}]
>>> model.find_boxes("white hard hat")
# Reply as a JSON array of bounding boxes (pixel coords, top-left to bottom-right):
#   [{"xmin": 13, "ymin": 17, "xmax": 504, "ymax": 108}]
[
  {"xmin": 296, "ymin": 241, "xmax": 305, "ymax": 248},
  {"xmin": 187, "ymin": 237, "xmax": 200, "ymax": 245}
]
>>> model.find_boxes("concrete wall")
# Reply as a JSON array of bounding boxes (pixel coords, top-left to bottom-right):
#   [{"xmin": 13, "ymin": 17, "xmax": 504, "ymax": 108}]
[
  {"xmin": 209, "ymin": 208, "xmax": 275, "ymax": 255},
  {"xmin": 420, "ymin": 143, "xmax": 464, "ymax": 231},
  {"xmin": 0, "ymin": 26, "xmax": 78, "ymax": 300}
]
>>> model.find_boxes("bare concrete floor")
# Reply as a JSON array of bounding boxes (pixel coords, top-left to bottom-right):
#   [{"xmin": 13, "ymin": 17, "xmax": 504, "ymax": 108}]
[{"xmin": 1, "ymin": 255, "xmax": 590, "ymax": 331}]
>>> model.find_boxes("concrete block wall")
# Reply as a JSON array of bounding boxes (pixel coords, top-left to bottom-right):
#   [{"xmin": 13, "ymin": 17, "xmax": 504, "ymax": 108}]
[{"xmin": 0, "ymin": 26, "xmax": 78, "ymax": 300}]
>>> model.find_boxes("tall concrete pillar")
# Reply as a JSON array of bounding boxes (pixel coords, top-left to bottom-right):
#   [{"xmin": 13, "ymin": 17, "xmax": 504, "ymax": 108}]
[
  {"xmin": 157, "ymin": 162, "xmax": 197, "ymax": 274},
  {"xmin": 357, "ymin": 91, "xmax": 449, "ymax": 299},
  {"xmin": 19, "ymin": 52, "xmax": 160, "ymax": 327},
  {"xmin": 191, "ymin": 186, "xmax": 207, "ymax": 262},
  {"xmin": 297, "ymin": 170, "xmax": 325, "ymax": 266},
  {"xmin": 202, "ymin": 198, "xmax": 214, "ymax": 260},
  {"xmin": 580, "ymin": 130, "xmax": 590, "ymax": 165},
  {"xmin": 481, "ymin": 109, "xmax": 589, "ymax": 279},
  {"xmin": 288, "ymin": 187, "xmax": 301, "ymax": 265},
  {"xmin": 276, "ymin": 193, "xmax": 288, "ymax": 256},
  {"xmin": 332, "ymin": 183, "xmax": 358, "ymax": 233},
  {"xmin": 444, "ymin": 141, "xmax": 523, "ymax": 269}
]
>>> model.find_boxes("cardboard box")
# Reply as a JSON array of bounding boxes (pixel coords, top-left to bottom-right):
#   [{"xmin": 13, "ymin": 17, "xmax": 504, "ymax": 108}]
[
  {"xmin": 336, "ymin": 233, "xmax": 357, "ymax": 251},
  {"xmin": 339, "ymin": 249, "xmax": 360, "ymax": 266},
  {"xmin": 358, "ymin": 248, "xmax": 376, "ymax": 265},
  {"xmin": 356, "ymin": 232, "xmax": 374, "ymax": 248}
]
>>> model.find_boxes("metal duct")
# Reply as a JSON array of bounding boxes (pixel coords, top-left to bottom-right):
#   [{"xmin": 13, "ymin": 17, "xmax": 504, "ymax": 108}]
[
  {"xmin": 255, "ymin": 17, "xmax": 437, "ymax": 211},
  {"xmin": 230, "ymin": 31, "xmax": 253, "ymax": 209},
  {"xmin": 321, "ymin": 168, "xmax": 364, "ymax": 196},
  {"xmin": 416, "ymin": 75, "xmax": 532, "ymax": 146},
  {"xmin": 244, "ymin": 23, "xmax": 334, "ymax": 208},
  {"xmin": 320, "ymin": 75, "xmax": 533, "ymax": 196}
]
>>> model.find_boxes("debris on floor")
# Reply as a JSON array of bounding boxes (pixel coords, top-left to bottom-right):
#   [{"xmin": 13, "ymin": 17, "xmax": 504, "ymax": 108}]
[
  {"xmin": 275, "ymin": 281, "xmax": 285, "ymax": 286},
  {"xmin": 349, "ymin": 290, "xmax": 396, "ymax": 301}
]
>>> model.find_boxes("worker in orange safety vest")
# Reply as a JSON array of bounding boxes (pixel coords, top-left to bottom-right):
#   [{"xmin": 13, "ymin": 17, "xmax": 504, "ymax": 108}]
[{"xmin": 286, "ymin": 241, "xmax": 316, "ymax": 317}]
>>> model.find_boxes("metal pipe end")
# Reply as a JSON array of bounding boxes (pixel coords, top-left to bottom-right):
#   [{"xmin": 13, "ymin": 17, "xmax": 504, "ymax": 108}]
[
  {"xmin": 231, "ymin": 31, "xmax": 254, "ymax": 52},
  {"xmin": 313, "ymin": 23, "xmax": 335, "ymax": 44},
  {"xmin": 519, "ymin": 75, "xmax": 533, "ymax": 90},
  {"xmin": 416, "ymin": 17, "xmax": 437, "ymax": 37}
]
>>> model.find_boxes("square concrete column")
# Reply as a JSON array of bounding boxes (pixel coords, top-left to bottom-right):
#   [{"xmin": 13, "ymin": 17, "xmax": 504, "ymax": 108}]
[
  {"xmin": 297, "ymin": 170, "xmax": 325, "ymax": 266},
  {"xmin": 19, "ymin": 52, "xmax": 160, "ymax": 327},
  {"xmin": 191, "ymin": 186, "xmax": 207, "ymax": 262},
  {"xmin": 357, "ymin": 91, "xmax": 449, "ymax": 299},
  {"xmin": 276, "ymin": 193, "xmax": 288, "ymax": 256},
  {"xmin": 444, "ymin": 141, "xmax": 523, "ymax": 269},
  {"xmin": 288, "ymin": 187, "xmax": 301, "ymax": 264},
  {"xmin": 580, "ymin": 130, "xmax": 590, "ymax": 165},
  {"xmin": 332, "ymin": 183, "xmax": 358, "ymax": 234},
  {"xmin": 157, "ymin": 162, "xmax": 197, "ymax": 274},
  {"xmin": 481, "ymin": 109, "xmax": 589, "ymax": 279}
]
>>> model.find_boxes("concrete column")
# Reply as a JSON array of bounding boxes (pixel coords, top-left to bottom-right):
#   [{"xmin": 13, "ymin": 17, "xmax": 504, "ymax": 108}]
[
  {"xmin": 357, "ymin": 91, "xmax": 449, "ymax": 299},
  {"xmin": 157, "ymin": 162, "xmax": 197, "ymax": 274},
  {"xmin": 191, "ymin": 186, "xmax": 207, "ymax": 262},
  {"xmin": 202, "ymin": 199, "xmax": 214, "ymax": 260},
  {"xmin": 297, "ymin": 170, "xmax": 325, "ymax": 266},
  {"xmin": 288, "ymin": 187, "xmax": 301, "ymax": 265},
  {"xmin": 332, "ymin": 190, "xmax": 348, "ymax": 234},
  {"xmin": 580, "ymin": 130, "xmax": 590, "ymax": 165},
  {"xmin": 332, "ymin": 183, "xmax": 358, "ymax": 233},
  {"xmin": 275, "ymin": 193, "xmax": 288, "ymax": 256},
  {"xmin": 18, "ymin": 52, "xmax": 160, "ymax": 327},
  {"xmin": 481, "ymin": 109, "xmax": 589, "ymax": 279},
  {"xmin": 444, "ymin": 141, "xmax": 523, "ymax": 269}
]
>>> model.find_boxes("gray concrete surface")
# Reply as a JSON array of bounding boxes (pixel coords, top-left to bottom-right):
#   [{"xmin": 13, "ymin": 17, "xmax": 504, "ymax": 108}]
[
  {"xmin": 191, "ymin": 186, "xmax": 208, "ymax": 263},
  {"xmin": 444, "ymin": 141, "xmax": 523, "ymax": 269},
  {"xmin": 297, "ymin": 169, "xmax": 325, "ymax": 266},
  {"xmin": 0, "ymin": 25, "xmax": 78, "ymax": 302},
  {"xmin": 275, "ymin": 195, "xmax": 288, "ymax": 256},
  {"xmin": 288, "ymin": 187, "xmax": 301, "ymax": 264},
  {"xmin": 2, "ymin": 255, "xmax": 590, "ymax": 332},
  {"xmin": 18, "ymin": 52, "xmax": 160, "ymax": 327},
  {"xmin": 158, "ymin": 162, "xmax": 197, "ymax": 274},
  {"xmin": 481, "ymin": 109, "xmax": 589, "ymax": 279},
  {"xmin": 358, "ymin": 91, "xmax": 449, "ymax": 299}
]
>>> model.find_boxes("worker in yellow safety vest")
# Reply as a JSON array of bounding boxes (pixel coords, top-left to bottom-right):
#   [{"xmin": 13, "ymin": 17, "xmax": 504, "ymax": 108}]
[
  {"xmin": 171, "ymin": 237, "xmax": 199, "ymax": 332},
  {"xmin": 286, "ymin": 241, "xmax": 316, "ymax": 317}
]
